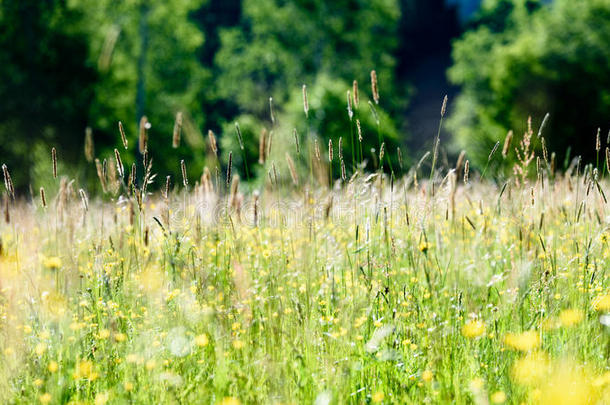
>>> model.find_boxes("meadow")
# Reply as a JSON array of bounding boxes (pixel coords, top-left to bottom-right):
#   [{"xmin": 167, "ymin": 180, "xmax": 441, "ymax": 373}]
[{"xmin": 1, "ymin": 110, "xmax": 610, "ymax": 405}]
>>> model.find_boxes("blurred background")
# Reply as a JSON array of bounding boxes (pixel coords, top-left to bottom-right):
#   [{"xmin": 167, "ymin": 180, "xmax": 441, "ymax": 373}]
[{"xmin": 1, "ymin": 0, "xmax": 609, "ymax": 191}]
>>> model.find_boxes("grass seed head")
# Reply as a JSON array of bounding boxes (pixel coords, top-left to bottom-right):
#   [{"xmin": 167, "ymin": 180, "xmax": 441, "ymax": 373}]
[
  {"xmin": 172, "ymin": 112, "xmax": 183, "ymax": 149},
  {"xmin": 541, "ymin": 137, "xmax": 549, "ymax": 162},
  {"xmin": 114, "ymin": 149, "xmax": 124, "ymax": 178},
  {"xmin": 269, "ymin": 97, "xmax": 275, "ymax": 124},
  {"xmin": 164, "ymin": 175, "xmax": 171, "ymax": 199},
  {"xmin": 52, "ymin": 147, "xmax": 57, "ymax": 179},
  {"xmin": 456, "ymin": 150, "xmax": 466, "ymax": 173},
  {"xmin": 79, "ymin": 189, "xmax": 89, "ymax": 212},
  {"xmin": 272, "ymin": 162, "xmax": 279, "ymax": 186},
  {"xmin": 489, "ymin": 141, "xmax": 500, "ymax": 161},
  {"xmin": 2, "ymin": 164, "xmax": 14, "ymax": 199},
  {"xmin": 226, "ymin": 152, "xmax": 233, "ymax": 187},
  {"xmin": 293, "ymin": 128, "xmax": 300, "ymax": 155},
  {"xmin": 397, "ymin": 147, "xmax": 403, "ymax": 169},
  {"xmin": 139, "ymin": 116, "xmax": 150, "ymax": 153},
  {"xmin": 129, "ymin": 163, "xmax": 136, "ymax": 193},
  {"xmin": 302, "ymin": 84, "xmax": 309, "ymax": 117},
  {"xmin": 181, "ymin": 159, "xmax": 188, "ymax": 187},
  {"xmin": 370, "ymin": 70, "xmax": 379, "ymax": 104},
  {"xmin": 253, "ymin": 190, "xmax": 259, "ymax": 226},
  {"xmin": 537, "ymin": 113, "xmax": 550, "ymax": 138},
  {"xmin": 118, "ymin": 121, "xmax": 128, "ymax": 149},
  {"xmin": 596, "ymin": 128, "xmax": 601, "ymax": 152},
  {"xmin": 84, "ymin": 127, "xmax": 94, "ymax": 162},
  {"xmin": 368, "ymin": 101, "xmax": 379, "ymax": 125},
  {"xmin": 208, "ymin": 130, "xmax": 218, "ymax": 155},
  {"xmin": 441, "ymin": 95, "xmax": 448, "ymax": 117},
  {"xmin": 347, "ymin": 90, "xmax": 353, "ymax": 120},
  {"xmin": 502, "ymin": 130, "xmax": 513, "ymax": 158},
  {"xmin": 235, "ymin": 122, "xmax": 244, "ymax": 150},
  {"xmin": 259, "ymin": 128, "xmax": 267, "ymax": 164},
  {"xmin": 266, "ymin": 130, "xmax": 274, "ymax": 158},
  {"xmin": 95, "ymin": 159, "xmax": 107, "ymax": 193},
  {"xmin": 286, "ymin": 153, "xmax": 298, "ymax": 186},
  {"xmin": 39, "ymin": 187, "xmax": 46, "ymax": 208},
  {"xmin": 229, "ymin": 174, "xmax": 240, "ymax": 208}
]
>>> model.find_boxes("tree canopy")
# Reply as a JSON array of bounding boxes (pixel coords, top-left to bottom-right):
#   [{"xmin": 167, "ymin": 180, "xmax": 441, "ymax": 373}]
[
  {"xmin": 448, "ymin": 0, "xmax": 610, "ymax": 168},
  {"xmin": 0, "ymin": 0, "xmax": 96, "ymax": 188}
]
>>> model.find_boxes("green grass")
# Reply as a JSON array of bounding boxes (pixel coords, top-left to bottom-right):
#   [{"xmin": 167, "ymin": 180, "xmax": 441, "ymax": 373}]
[{"xmin": 1, "ymin": 140, "xmax": 610, "ymax": 404}]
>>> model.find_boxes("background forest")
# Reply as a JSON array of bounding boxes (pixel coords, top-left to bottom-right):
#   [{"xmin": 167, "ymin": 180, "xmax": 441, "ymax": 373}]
[{"xmin": 1, "ymin": 0, "xmax": 608, "ymax": 190}]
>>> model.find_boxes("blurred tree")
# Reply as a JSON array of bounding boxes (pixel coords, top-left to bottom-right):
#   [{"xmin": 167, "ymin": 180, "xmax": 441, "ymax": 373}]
[
  {"xmin": 208, "ymin": 0, "xmax": 403, "ymax": 178},
  {"xmin": 0, "ymin": 0, "xmax": 96, "ymax": 188},
  {"xmin": 449, "ymin": 0, "xmax": 610, "ymax": 169},
  {"xmin": 213, "ymin": 0, "xmax": 401, "ymax": 118},
  {"xmin": 74, "ymin": 0, "xmax": 210, "ymax": 186}
]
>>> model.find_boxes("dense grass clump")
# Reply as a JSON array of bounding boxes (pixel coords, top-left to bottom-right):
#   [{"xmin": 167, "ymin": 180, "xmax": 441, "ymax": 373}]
[{"xmin": 1, "ymin": 160, "xmax": 610, "ymax": 404}]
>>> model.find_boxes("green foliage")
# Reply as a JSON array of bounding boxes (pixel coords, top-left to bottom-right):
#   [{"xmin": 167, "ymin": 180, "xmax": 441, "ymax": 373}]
[
  {"xmin": 0, "ymin": 0, "xmax": 96, "ymax": 188},
  {"xmin": 213, "ymin": 0, "xmax": 402, "ymax": 119},
  {"xmin": 210, "ymin": 0, "xmax": 405, "ymax": 182},
  {"xmin": 0, "ymin": 0, "xmax": 475, "ymax": 189},
  {"xmin": 449, "ymin": 0, "xmax": 610, "ymax": 168},
  {"xmin": 71, "ymin": 0, "xmax": 210, "ymax": 184}
]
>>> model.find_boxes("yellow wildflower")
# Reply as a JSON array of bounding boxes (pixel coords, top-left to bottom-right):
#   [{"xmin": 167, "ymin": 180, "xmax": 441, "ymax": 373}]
[
  {"xmin": 422, "ymin": 370, "xmax": 433, "ymax": 382},
  {"xmin": 462, "ymin": 320, "xmax": 486, "ymax": 339},
  {"xmin": 48, "ymin": 361, "xmax": 58, "ymax": 373},
  {"xmin": 219, "ymin": 397, "xmax": 241, "ymax": 405},
  {"xmin": 195, "ymin": 334, "xmax": 209, "ymax": 347},
  {"xmin": 558, "ymin": 309, "xmax": 583, "ymax": 327},
  {"xmin": 372, "ymin": 391, "xmax": 385, "ymax": 403},
  {"xmin": 73, "ymin": 359, "xmax": 98, "ymax": 381},
  {"xmin": 504, "ymin": 331, "xmax": 540, "ymax": 351},
  {"xmin": 592, "ymin": 295, "xmax": 610, "ymax": 312},
  {"xmin": 511, "ymin": 352, "xmax": 550, "ymax": 386},
  {"xmin": 43, "ymin": 256, "xmax": 62, "ymax": 269},
  {"xmin": 490, "ymin": 391, "xmax": 506, "ymax": 404},
  {"xmin": 39, "ymin": 393, "xmax": 52, "ymax": 404}
]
